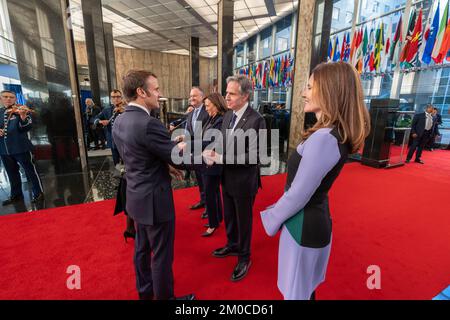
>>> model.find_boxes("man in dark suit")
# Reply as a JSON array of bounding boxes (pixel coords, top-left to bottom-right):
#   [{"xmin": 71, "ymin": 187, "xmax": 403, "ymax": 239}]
[
  {"xmin": 204, "ymin": 75, "xmax": 266, "ymax": 282},
  {"xmin": 185, "ymin": 87, "xmax": 209, "ymax": 215},
  {"xmin": 0, "ymin": 90, "xmax": 44, "ymax": 205},
  {"xmin": 406, "ymin": 104, "xmax": 434, "ymax": 164},
  {"xmin": 112, "ymin": 70, "xmax": 194, "ymax": 300},
  {"xmin": 94, "ymin": 89, "xmax": 124, "ymax": 165}
]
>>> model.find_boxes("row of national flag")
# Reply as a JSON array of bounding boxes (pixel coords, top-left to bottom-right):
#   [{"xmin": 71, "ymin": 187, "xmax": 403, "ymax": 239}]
[
  {"xmin": 327, "ymin": 1, "xmax": 450, "ymax": 74},
  {"xmin": 237, "ymin": 53, "xmax": 294, "ymax": 89}
]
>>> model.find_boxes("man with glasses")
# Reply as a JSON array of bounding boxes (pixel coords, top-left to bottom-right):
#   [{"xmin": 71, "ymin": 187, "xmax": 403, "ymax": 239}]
[{"xmin": 94, "ymin": 89, "xmax": 125, "ymax": 165}]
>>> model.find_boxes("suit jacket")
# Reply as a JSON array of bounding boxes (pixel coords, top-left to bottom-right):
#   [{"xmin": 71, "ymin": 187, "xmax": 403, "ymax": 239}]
[
  {"xmin": 112, "ymin": 105, "xmax": 179, "ymax": 226},
  {"xmin": 199, "ymin": 114, "xmax": 223, "ymax": 176},
  {"xmin": 411, "ymin": 112, "xmax": 432, "ymax": 137},
  {"xmin": 185, "ymin": 104, "xmax": 209, "ymax": 138},
  {"xmin": 0, "ymin": 107, "xmax": 34, "ymax": 155},
  {"xmin": 94, "ymin": 105, "xmax": 123, "ymax": 148},
  {"xmin": 220, "ymin": 106, "xmax": 266, "ymax": 198}
]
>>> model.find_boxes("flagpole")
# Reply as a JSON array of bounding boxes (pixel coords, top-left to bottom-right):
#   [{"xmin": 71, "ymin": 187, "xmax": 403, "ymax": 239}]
[{"xmin": 390, "ymin": 0, "xmax": 413, "ymax": 99}]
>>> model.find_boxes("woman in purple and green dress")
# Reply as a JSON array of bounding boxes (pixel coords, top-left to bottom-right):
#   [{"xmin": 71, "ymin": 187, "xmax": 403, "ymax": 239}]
[{"xmin": 260, "ymin": 62, "xmax": 370, "ymax": 300}]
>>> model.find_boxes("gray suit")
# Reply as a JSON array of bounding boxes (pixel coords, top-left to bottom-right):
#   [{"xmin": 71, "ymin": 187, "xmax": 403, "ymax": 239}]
[{"xmin": 113, "ymin": 105, "xmax": 179, "ymax": 300}]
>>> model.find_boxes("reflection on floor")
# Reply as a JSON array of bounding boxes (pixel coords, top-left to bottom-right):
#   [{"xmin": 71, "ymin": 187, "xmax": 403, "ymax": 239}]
[{"xmin": 0, "ymin": 151, "xmax": 288, "ymax": 216}]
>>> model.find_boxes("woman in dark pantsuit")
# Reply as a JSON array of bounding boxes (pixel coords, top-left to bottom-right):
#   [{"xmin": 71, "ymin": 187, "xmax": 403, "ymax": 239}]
[{"xmin": 200, "ymin": 93, "xmax": 227, "ymax": 237}]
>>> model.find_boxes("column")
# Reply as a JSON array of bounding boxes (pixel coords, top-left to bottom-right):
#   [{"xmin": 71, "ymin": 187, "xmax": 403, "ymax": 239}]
[
  {"xmin": 190, "ymin": 36, "xmax": 200, "ymax": 88},
  {"xmin": 103, "ymin": 22, "xmax": 117, "ymax": 92},
  {"xmin": 81, "ymin": 0, "xmax": 109, "ymax": 107},
  {"xmin": 289, "ymin": 0, "xmax": 332, "ymax": 152},
  {"xmin": 217, "ymin": 0, "xmax": 234, "ymax": 94}
]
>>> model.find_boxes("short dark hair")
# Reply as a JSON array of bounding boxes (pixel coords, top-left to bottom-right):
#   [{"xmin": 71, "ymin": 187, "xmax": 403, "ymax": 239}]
[
  {"xmin": 204, "ymin": 93, "xmax": 227, "ymax": 115},
  {"xmin": 1, "ymin": 90, "xmax": 15, "ymax": 96},
  {"xmin": 122, "ymin": 70, "xmax": 157, "ymax": 102}
]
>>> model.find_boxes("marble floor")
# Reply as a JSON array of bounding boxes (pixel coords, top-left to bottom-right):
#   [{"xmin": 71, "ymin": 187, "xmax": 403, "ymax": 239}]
[{"xmin": 0, "ymin": 149, "xmax": 288, "ymax": 216}]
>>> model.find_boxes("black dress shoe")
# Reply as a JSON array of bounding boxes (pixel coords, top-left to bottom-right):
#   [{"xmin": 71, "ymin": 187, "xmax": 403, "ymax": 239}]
[
  {"xmin": 139, "ymin": 292, "xmax": 154, "ymax": 300},
  {"xmin": 201, "ymin": 228, "xmax": 216, "ymax": 237},
  {"xmin": 172, "ymin": 294, "xmax": 195, "ymax": 300},
  {"xmin": 204, "ymin": 223, "xmax": 210, "ymax": 228},
  {"xmin": 2, "ymin": 195, "xmax": 24, "ymax": 206},
  {"xmin": 415, "ymin": 159, "xmax": 424, "ymax": 164},
  {"xmin": 190, "ymin": 202, "xmax": 205, "ymax": 210},
  {"xmin": 212, "ymin": 246, "xmax": 238, "ymax": 258},
  {"xmin": 201, "ymin": 211, "xmax": 208, "ymax": 219},
  {"xmin": 231, "ymin": 261, "xmax": 252, "ymax": 282},
  {"xmin": 123, "ymin": 231, "xmax": 136, "ymax": 243},
  {"xmin": 31, "ymin": 192, "xmax": 44, "ymax": 203}
]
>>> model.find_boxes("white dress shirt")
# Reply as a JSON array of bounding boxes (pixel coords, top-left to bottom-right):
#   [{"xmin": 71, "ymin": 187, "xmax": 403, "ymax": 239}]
[
  {"xmin": 229, "ymin": 102, "xmax": 249, "ymax": 134},
  {"xmin": 425, "ymin": 111, "xmax": 433, "ymax": 131},
  {"xmin": 128, "ymin": 102, "xmax": 150, "ymax": 116}
]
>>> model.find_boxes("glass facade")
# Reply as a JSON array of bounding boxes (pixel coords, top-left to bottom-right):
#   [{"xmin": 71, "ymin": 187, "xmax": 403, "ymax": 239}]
[{"xmin": 329, "ymin": 0, "xmax": 450, "ymax": 146}]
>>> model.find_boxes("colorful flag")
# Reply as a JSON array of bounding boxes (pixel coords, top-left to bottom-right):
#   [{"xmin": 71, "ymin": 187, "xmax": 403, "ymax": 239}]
[
  {"xmin": 355, "ymin": 29, "xmax": 364, "ymax": 73},
  {"xmin": 421, "ymin": 2, "xmax": 440, "ymax": 64},
  {"xmin": 432, "ymin": 1, "xmax": 449, "ymax": 63},
  {"xmin": 340, "ymin": 32, "xmax": 347, "ymax": 61},
  {"xmin": 327, "ymin": 39, "xmax": 332, "ymax": 61},
  {"xmin": 404, "ymin": 8, "xmax": 423, "ymax": 67},
  {"xmin": 333, "ymin": 36, "xmax": 341, "ymax": 61},
  {"xmin": 438, "ymin": 16, "xmax": 450, "ymax": 62},
  {"xmin": 381, "ymin": 22, "xmax": 392, "ymax": 73},
  {"xmin": 343, "ymin": 32, "xmax": 351, "ymax": 62},
  {"xmin": 390, "ymin": 16, "xmax": 403, "ymax": 68},
  {"xmin": 374, "ymin": 23, "xmax": 385, "ymax": 72},
  {"xmin": 400, "ymin": 9, "xmax": 417, "ymax": 64}
]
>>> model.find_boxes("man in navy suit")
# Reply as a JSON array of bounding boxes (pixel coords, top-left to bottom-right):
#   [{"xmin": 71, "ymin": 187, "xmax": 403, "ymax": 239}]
[
  {"xmin": 0, "ymin": 90, "xmax": 44, "ymax": 205},
  {"xmin": 406, "ymin": 104, "xmax": 434, "ymax": 164},
  {"xmin": 204, "ymin": 75, "xmax": 266, "ymax": 282},
  {"xmin": 94, "ymin": 89, "xmax": 124, "ymax": 165},
  {"xmin": 112, "ymin": 70, "xmax": 194, "ymax": 300},
  {"xmin": 184, "ymin": 87, "xmax": 209, "ymax": 215}
]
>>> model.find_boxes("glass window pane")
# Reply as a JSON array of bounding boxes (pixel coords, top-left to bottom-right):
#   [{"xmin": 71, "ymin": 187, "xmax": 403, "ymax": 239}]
[
  {"xmin": 359, "ymin": 0, "xmax": 406, "ymax": 23},
  {"xmin": 275, "ymin": 14, "xmax": 292, "ymax": 53},
  {"xmin": 331, "ymin": 0, "xmax": 354, "ymax": 32},
  {"xmin": 259, "ymin": 27, "xmax": 272, "ymax": 58},
  {"xmin": 235, "ymin": 43, "xmax": 244, "ymax": 68}
]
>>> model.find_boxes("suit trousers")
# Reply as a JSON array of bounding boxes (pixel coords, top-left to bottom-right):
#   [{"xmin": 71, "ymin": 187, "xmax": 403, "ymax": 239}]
[
  {"xmin": 1, "ymin": 152, "xmax": 43, "ymax": 198},
  {"xmin": 222, "ymin": 189, "xmax": 255, "ymax": 263},
  {"xmin": 204, "ymin": 174, "xmax": 223, "ymax": 228},
  {"xmin": 407, "ymin": 130, "xmax": 431, "ymax": 161},
  {"xmin": 134, "ymin": 220, "xmax": 175, "ymax": 300},
  {"xmin": 194, "ymin": 169, "xmax": 206, "ymax": 204}
]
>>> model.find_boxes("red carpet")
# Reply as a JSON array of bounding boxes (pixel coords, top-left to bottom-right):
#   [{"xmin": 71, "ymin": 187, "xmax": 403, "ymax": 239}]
[{"xmin": 0, "ymin": 150, "xmax": 449, "ymax": 300}]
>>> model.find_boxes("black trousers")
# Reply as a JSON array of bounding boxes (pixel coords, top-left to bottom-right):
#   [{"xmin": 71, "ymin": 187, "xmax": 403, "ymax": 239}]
[
  {"xmin": 204, "ymin": 174, "xmax": 223, "ymax": 228},
  {"xmin": 194, "ymin": 169, "xmax": 206, "ymax": 204},
  {"xmin": 407, "ymin": 130, "xmax": 432, "ymax": 161},
  {"xmin": 1, "ymin": 152, "xmax": 43, "ymax": 198},
  {"xmin": 222, "ymin": 189, "xmax": 255, "ymax": 263},
  {"xmin": 134, "ymin": 220, "xmax": 175, "ymax": 300}
]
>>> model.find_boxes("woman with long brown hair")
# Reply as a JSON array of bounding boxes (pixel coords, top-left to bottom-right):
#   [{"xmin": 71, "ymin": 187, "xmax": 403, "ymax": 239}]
[{"xmin": 260, "ymin": 62, "xmax": 370, "ymax": 300}]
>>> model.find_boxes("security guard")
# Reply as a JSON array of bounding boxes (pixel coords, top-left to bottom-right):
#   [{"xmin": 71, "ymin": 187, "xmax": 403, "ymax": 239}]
[{"xmin": 0, "ymin": 90, "xmax": 44, "ymax": 205}]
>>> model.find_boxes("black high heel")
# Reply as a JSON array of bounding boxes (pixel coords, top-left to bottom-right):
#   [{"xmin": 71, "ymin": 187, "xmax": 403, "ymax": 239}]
[
  {"xmin": 201, "ymin": 227, "xmax": 216, "ymax": 237},
  {"xmin": 123, "ymin": 231, "xmax": 136, "ymax": 243}
]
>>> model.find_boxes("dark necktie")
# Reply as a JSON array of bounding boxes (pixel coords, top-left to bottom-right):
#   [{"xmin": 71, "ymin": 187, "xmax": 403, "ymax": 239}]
[{"xmin": 228, "ymin": 113, "xmax": 237, "ymax": 129}]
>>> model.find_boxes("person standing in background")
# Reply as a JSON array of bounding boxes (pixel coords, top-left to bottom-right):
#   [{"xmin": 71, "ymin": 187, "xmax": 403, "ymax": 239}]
[{"xmin": 406, "ymin": 104, "xmax": 434, "ymax": 164}]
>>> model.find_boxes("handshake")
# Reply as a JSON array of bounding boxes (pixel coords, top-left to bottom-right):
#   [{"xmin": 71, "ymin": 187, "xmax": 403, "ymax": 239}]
[{"xmin": 173, "ymin": 135, "xmax": 222, "ymax": 166}]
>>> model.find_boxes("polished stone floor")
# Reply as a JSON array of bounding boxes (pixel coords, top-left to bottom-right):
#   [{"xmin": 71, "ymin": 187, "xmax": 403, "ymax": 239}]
[{"xmin": 0, "ymin": 147, "xmax": 287, "ymax": 216}]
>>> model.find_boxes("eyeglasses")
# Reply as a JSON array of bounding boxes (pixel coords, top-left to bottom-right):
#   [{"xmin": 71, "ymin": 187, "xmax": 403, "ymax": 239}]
[{"xmin": 111, "ymin": 95, "xmax": 122, "ymax": 98}]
